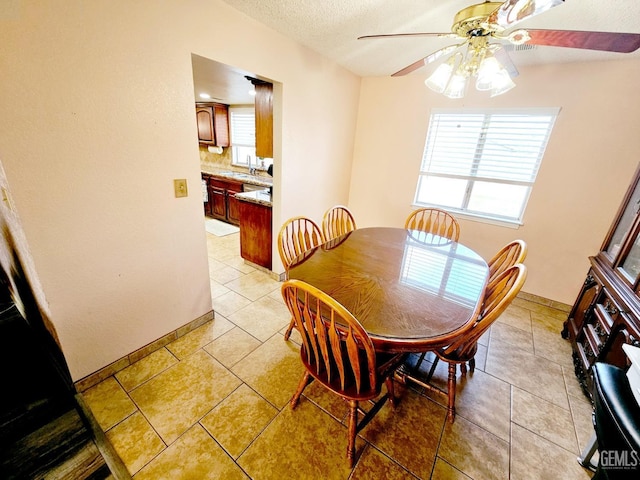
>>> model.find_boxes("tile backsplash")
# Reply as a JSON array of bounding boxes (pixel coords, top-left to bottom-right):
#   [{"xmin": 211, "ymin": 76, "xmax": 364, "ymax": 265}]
[{"xmin": 199, "ymin": 145, "xmax": 233, "ymax": 171}]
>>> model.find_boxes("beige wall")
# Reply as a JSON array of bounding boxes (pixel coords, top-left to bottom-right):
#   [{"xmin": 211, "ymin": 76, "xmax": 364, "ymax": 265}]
[
  {"xmin": 0, "ymin": 0, "xmax": 359, "ymax": 380},
  {"xmin": 349, "ymin": 59, "xmax": 640, "ymax": 304}
]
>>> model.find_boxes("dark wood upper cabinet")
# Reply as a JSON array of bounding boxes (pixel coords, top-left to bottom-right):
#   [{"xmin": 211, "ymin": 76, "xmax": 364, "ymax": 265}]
[
  {"xmin": 195, "ymin": 102, "xmax": 229, "ymax": 147},
  {"xmin": 254, "ymin": 82, "xmax": 273, "ymax": 158}
]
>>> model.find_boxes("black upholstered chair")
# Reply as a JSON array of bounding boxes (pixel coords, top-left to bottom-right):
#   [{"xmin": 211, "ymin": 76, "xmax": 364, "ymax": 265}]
[{"xmin": 590, "ymin": 362, "xmax": 640, "ymax": 479}]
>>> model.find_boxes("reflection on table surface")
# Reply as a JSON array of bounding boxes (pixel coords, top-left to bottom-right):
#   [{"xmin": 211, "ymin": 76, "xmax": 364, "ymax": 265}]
[{"xmin": 288, "ymin": 227, "xmax": 488, "ymax": 352}]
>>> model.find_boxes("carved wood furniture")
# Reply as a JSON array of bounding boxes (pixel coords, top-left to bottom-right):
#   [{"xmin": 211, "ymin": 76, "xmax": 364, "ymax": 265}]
[
  {"xmin": 488, "ymin": 239, "xmax": 528, "ymax": 284},
  {"xmin": 277, "ymin": 216, "xmax": 325, "ymax": 271},
  {"xmin": 322, "ymin": 205, "xmax": 357, "ymax": 241},
  {"xmin": 277, "ymin": 216, "xmax": 325, "ymax": 340},
  {"xmin": 412, "ymin": 239, "xmax": 528, "ymax": 376},
  {"xmin": 287, "ymin": 227, "xmax": 488, "ymax": 353},
  {"xmin": 282, "ymin": 279, "xmax": 406, "ymax": 467},
  {"xmin": 397, "ymin": 264, "xmax": 527, "ymax": 422},
  {"xmin": 563, "ymin": 164, "xmax": 640, "ymax": 399},
  {"xmin": 404, "ymin": 208, "xmax": 460, "ymax": 242}
]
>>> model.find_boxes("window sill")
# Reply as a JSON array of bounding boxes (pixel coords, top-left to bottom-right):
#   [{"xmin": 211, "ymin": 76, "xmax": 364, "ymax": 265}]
[{"xmin": 411, "ymin": 205, "xmax": 522, "ymax": 229}]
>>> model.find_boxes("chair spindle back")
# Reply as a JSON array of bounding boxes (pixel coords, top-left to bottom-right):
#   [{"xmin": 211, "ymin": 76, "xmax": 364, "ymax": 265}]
[
  {"xmin": 488, "ymin": 239, "xmax": 527, "ymax": 284},
  {"xmin": 322, "ymin": 205, "xmax": 357, "ymax": 241},
  {"xmin": 281, "ymin": 279, "xmax": 377, "ymax": 394},
  {"xmin": 405, "ymin": 208, "xmax": 460, "ymax": 241},
  {"xmin": 445, "ymin": 264, "xmax": 527, "ymax": 358},
  {"xmin": 277, "ymin": 217, "xmax": 324, "ymax": 270}
]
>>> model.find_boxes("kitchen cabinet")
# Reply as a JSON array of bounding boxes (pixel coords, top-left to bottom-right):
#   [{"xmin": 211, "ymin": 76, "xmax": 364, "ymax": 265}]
[
  {"xmin": 196, "ymin": 103, "xmax": 229, "ymax": 147},
  {"xmin": 208, "ymin": 177, "xmax": 242, "ymax": 226},
  {"xmin": 238, "ymin": 197, "xmax": 272, "ymax": 269},
  {"xmin": 254, "ymin": 82, "xmax": 273, "ymax": 159},
  {"xmin": 563, "ymin": 163, "xmax": 640, "ymax": 399}
]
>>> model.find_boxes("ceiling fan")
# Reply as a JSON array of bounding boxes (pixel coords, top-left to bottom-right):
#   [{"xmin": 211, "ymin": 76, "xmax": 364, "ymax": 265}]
[{"xmin": 358, "ymin": 0, "xmax": 640, "ymax": 97}]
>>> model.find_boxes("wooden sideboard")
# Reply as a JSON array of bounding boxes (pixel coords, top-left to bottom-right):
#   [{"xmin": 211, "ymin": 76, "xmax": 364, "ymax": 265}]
[{"xmin": 563, "ymin": 163, "xmax": 640, "ymax": 399}]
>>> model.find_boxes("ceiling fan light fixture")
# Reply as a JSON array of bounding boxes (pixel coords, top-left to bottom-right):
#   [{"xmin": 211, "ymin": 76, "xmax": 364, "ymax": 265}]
[
  {"xmin": 489, "ymin": 69, "xmax": 516, "ymax": 97},
  {"xmin": 443, "ymin": 71, "xmax": 469, "ymax": 99},
  {"xmin": 424, "ymin": 56, "xmax": 457, "ymax": 93},
  {"xmin": 475, "ymin": 55, "xmax": 503, "ymax": 90}
]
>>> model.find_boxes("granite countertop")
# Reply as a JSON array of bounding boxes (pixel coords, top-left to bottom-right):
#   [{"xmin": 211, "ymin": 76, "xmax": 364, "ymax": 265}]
[
  {"xmin": 201, "ymin": 168, "xmax": 272, "ymax": 188},
  {"xmin": 235, "ymin": 189, "xmax": 272, "ymax": 207}
]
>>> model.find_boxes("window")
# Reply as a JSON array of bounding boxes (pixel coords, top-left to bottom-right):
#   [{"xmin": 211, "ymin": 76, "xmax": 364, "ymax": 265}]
[
  {"xmin": 414, "ymin": 108, "xmax": 559, "ymax": 225},
  {"xmin": 230, "ymin": 106, "xmax": 256, "ymax": 168}
]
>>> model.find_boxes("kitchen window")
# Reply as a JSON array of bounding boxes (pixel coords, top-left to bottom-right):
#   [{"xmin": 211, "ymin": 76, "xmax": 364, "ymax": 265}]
[
  {"xmin": 230, "ymin": 106, "xmax": 256, "ymax": 168},
  {"xmin": 413, "ymin": 107, "xmax": 559, "ymax": 226}
]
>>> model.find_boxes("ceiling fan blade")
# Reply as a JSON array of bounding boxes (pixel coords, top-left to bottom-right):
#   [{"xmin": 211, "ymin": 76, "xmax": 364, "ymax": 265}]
[
  {"xmin": 525, "ymin": 29, "xmax": 640, "ymax": 53},
  {"xmin": 489, "ymin": 0, "xmax": 565, "ymax": 29},
  {"xmin": 493, "ymin": 45, "xmax": 519, "ymax": 78},
  {"xmin": 391, "ymin": 44, "xmax": 464, "ymax": 77},
  {"xmin": 357, "ymin": 32, "xmax": 455, "ymax": 40}
]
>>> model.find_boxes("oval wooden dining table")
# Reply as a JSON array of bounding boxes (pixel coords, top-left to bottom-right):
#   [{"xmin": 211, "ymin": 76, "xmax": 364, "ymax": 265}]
[{"xmin": 287, "ymin": 227, "xmax": 489, "ymax": 353}]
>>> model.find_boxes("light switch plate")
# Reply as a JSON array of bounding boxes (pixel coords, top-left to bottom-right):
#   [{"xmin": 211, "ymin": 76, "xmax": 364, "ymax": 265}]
[{"xmin": 174, "ymin": 179, "xmax": 188, "ymax": 198}]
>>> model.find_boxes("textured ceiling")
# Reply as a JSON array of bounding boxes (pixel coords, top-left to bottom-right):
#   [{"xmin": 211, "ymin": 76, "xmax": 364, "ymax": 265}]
[
  {"xmin": 221, "ymin": 0, "xmax": 640, "ymax": 77},
  {"xmin": 194, "ymin": 1, "xmax": 640, "ymax": 104}
]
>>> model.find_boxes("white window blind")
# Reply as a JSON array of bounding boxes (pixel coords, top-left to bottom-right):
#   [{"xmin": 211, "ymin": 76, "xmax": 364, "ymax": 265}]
[
  {"xmin": 414, "ymin": 108, "xmax": 559, "ymax": 224},
  {"xmin": 230, "ymin": 107, "xmax": 255, "ymax": 147}
]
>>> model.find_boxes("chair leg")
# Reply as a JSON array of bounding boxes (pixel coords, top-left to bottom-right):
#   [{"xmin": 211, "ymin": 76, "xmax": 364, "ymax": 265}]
[
  {"xmin": 446, "ymin": 363, "xmax": 457, "ymax": 423},
  {"xmin": 290, "ymin": 372, "xmax": 313, "ymax": 409},
  {"xmin": 283, "ymin": 317, "xmax": 295, "ymax": 340},
  {"xmin": 385, "ymin": 376, "xmax": 397, "ymax": 407},
  {"xmin": 413, "ymin": 351, "xmax": 427, "ymax": 372},
  {"xmin": 469, "ymin": 357, "xmax": 476, "ymax": 373},
  {"xmin": 346, "ymin": 400, "xmax": 358, "ymax": 468},
  {"xmin": 425, "ymin": 356, "xmax": 439, "ymax": 382},
  {"xmin": 460, "ymin": 362, "xmax": 467, "ymax": 376}
]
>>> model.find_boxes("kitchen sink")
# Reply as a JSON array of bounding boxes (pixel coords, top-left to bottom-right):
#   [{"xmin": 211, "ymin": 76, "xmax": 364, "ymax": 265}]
[{"xmin": 210, "ymin": 170, "xmax": 272, "ymax": 188}]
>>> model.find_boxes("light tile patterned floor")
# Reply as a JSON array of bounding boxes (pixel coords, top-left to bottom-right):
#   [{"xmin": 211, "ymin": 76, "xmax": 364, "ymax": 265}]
[{"xmin": 82, "ymin": 231, "xmax": 595, "ymax": 479}]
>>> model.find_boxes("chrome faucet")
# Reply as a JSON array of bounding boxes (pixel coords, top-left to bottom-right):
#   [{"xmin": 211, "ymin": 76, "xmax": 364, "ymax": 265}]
[{"xmin": 248, "ymin": 154, "xmax": 256, "ymax": 175}]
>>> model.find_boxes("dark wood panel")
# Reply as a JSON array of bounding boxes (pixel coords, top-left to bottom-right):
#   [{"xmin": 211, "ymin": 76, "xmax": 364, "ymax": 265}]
[
  {"xmin": 238, "ymin": 200, "xmax": 272, "ymax": 269},
  {"xmin": 0, "ymin": 229, "xmax": 129, "ymax": 479},
  {"xmin": 196, "ymin": 102, "xmax": 229, "ymax": 147},
  {"xmin": 255, "ymin": 83, "xmax": 273, "ymax": 158},
  {"xmin": 195, "ymin": 106, "xmax": 215, "ymax": 144},
  {"xmin": 213, "ymin": 104, "xmax": 229, "ymax": 147}
]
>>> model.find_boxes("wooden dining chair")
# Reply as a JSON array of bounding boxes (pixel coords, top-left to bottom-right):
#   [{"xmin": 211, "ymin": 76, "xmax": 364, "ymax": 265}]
[
  {"xmin": 398, "ymin": 264, "xmax": 527, "ymax": 423},
  {"xmin": 454, "ymin": 239, "xmax": 527, "ymax": 374},
  {"xmin": 488, "ymin": 239, "xmax": 528, "ymax": 284},
  {"xmin": 277, "ymin": 216, "xmax": 324, "ymax": 340},
  {"xmin": 322, "ymin": 205, "xmax": 357, "ymax": 241},
  {"xmin": 411, "ymin": 238, "xmax": 528, "ymax": 374},
  {"xmin": 282, "ymin": 279, "xmax": 406, "ymax": 467},
  {"xmin": 404, "ymin": 207, "xmax": 460, "ymax": 241},
  {"xmin": 277, "ymin": 216, "xmax": 324, "ymax": 270}
]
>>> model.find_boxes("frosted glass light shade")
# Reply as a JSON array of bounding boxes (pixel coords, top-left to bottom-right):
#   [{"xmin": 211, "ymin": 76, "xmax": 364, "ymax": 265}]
[
  {"xmin": 475, "ymin": 56, "xmax": 502, "ymax": 91},
  {"xmin": 490, "ymin": 69, "xmax": 516, "ymax": 97},
  {"xmin": 444, "ymin": 73, "xmax": 468, "ymax": 99},
  {"xmin": 425, "ymin": 62, "xmax": 454, "ymax": 93}
]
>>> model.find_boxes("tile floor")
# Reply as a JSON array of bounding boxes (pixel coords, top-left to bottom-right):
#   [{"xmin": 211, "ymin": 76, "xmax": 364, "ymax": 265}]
[{"xmin": 82, "ymin": 230, "xmax": 595, "ymax": 479}]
